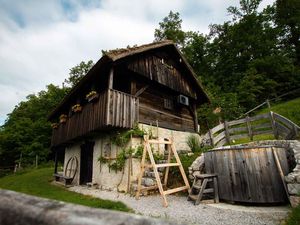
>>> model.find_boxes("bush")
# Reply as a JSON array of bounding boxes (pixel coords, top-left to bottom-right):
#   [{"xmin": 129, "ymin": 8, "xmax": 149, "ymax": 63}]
[{"xmin": 186, "ymin": 135, "xmax": 201, "ymax": 153}]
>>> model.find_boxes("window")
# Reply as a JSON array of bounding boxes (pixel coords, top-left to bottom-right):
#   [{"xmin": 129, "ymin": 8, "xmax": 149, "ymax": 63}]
[{"xmin": 164, "ymin": 98, "xmax": 174, "ymax": 110}]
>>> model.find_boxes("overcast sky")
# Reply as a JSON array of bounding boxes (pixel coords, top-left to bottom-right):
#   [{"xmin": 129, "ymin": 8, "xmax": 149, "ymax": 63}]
[{"xmin": 0, "ymin": 0, "xmax": 275, "ymax": 125}]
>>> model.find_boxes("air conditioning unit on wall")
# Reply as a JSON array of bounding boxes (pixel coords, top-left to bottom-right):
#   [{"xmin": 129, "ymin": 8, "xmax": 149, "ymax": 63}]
[{"xmin": 177, "ymin": 95, "xmax": 189, "ymax": 106}]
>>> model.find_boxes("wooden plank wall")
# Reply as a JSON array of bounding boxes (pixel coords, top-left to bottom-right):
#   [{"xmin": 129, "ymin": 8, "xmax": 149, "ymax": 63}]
[
  {"xmin": 204, "ymin": 147, "xmax": 289, "ymax": 203},
  {"xmin": 51, "ymin": 89, "xmax": 137, "ymax": 147},
  {"xmin": 128, "ymin": 55, "xmax": 196, "ymax": 99},
  {"xmin": 137, "ymin": 85, "xmax": 195, "ymax": 132}
]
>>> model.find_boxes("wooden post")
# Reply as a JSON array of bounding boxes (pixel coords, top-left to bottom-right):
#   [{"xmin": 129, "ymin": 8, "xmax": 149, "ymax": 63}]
[
  {"xmin": 130, "ymin": 79, "xmax": 136, "ymax": 95},
  {"xmin": 224, "ymin": 121, "xmax": 230, "ymax": 144},
  {"xmin": 266, "ymin": 99, "xmax": 271, "ymax": 110},
  {"xmin": 272, "ymin": 147, "xmax": 290, "ymax": 204},
  {"xmin": 35, "ymin": 155, "xmax": 38, "ymax": 168},
  {"xmin": 108, "ymin": 68, "xmax": 114, "ymax": 89},
  {"xmin": 193, "ymin": 104, "xmax": 198, "ymax": 133},
  {"xmin": 269, "ymin": 111, "xmax": 278, "ymax": 139},
  {"xmin": 246, "ymin": 115, "xmax": 253, "ymax": 140},
  {"xmin": 54, "ymin": 150, "xmax": 58, "ymax": 174},
  {"xmin": 19, "ymin": 153, "xmax": 22, "ymax": 169}
]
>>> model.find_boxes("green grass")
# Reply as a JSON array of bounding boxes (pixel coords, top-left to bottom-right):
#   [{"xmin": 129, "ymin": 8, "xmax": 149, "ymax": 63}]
[
  {"xmin": 285, "ymin": 205, "xmax": 300, "ymax": 225},
  {"xmin": 259, "ymin": 97, "xmax": 300, "ymax": 126},
  {"xmin": 228, "ymin": 134, "xmax": 275, "ymax": 145},
  {"xmin": 0, "ymin": 167, "xmax": 131, "ymax": 212}
]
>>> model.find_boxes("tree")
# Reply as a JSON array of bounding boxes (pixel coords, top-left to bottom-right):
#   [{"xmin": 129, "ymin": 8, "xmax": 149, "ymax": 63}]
[
  {"xmin": 64, "ymin": 60, "xmax": 94, "ymax": 88},
  {"xmin": 275, "ymin": 0, "xmax": 300, "ymax": 65},
  {"xmin": 0, "ymin": 85, "xmax": 68, "ymax": 167},
  {"xmin": 154, "ymin": 11, "xmax": 186, "ymax": 48}
]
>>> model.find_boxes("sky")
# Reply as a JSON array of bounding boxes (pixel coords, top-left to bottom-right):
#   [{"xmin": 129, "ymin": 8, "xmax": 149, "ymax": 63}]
[{"xmin": 0, "ymin": 0, "xmax": 275, "ymax": 125}]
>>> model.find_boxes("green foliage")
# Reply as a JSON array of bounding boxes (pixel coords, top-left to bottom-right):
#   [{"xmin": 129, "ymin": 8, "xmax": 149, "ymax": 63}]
[
  {"xmin": 0, "ymin": 167, "xmax": 131, "ymax": 212},
  {"xmin": 186, "ymin": 135, "xmax": 201, "ymax": 153},
  {"xmin": 0, "ymin": 84, "xmax": 68, "ymax": 168},
  {"xmin": 111, "ymin": 126, "xmax": 145, "ymax": 147},
  {"xmin": 154, "ymin": 11, "xmax": 186, "ymax": 47},
  {"xmin": 197, "ymin": 92, "xmax": 244, "ymax": 131},
  {"xmin": 97, "ymin": 156, "xmax": 108, "ymax": 164},
  {"xmin": 284, "ymin": 204, "xmax": 300, "ymax": 225},
  {"xmin": 259, "ymin": 98, "xmax": 300, "ymax": 126},
  {"xmin": 64, "ymin": 60, "xmax": 94, "ymax": 88},
  {"xmin": 109, "ymin": 149, "xmax": 127, "ymax": 172}
]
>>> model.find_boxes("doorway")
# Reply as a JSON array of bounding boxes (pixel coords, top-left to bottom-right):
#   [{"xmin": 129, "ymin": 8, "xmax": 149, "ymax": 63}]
[{"xmin": 80, "ymin": 141, "xmax": 94, "ymax": 185}]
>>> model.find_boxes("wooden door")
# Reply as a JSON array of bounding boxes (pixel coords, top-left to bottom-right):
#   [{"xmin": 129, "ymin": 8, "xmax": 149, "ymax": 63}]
[{"xmin": 80, "ymin": 141, "xmax": 94, "ymax": 185}]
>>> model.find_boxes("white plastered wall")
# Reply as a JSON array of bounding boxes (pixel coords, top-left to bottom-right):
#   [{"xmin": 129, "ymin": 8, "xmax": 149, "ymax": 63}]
[{"xmin": 64, "ymin": 123, "xmax": 200, "ymax": 192}]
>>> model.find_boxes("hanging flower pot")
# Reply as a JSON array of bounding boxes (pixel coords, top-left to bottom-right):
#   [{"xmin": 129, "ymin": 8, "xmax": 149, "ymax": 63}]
[
  {"xmin": 51, "ymin": 123, "xmax": 59, "ymax": 129},
  {"xmin": 86, "ymin": 91, "xmax": 99, "ymax": 102},
  {"xmin": 72, "ymin": 104, "xmax": 82, "ymax": 113},
  {"xmin": 59, "ymin": 114, "xmax": 67, "ymax": 123}
]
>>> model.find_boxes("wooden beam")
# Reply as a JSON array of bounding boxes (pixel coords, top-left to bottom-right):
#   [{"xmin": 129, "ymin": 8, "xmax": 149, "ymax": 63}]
[
  {"xmin": 163, "ymin": 186, "xmax": 189, "ymax": 195},
  {"xmin": 155, "ymin": 163, "xmax": 180, "ymax": 168},
  {"xmin": 134, "ymin": 85, "xmax": 149, "ymax": 97},
  {"xmin": 108, "ymin": 68, "xmax": 114, "ymax": 89}
]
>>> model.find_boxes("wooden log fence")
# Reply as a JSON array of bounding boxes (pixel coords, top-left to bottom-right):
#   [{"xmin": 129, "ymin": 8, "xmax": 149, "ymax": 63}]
[{"xmin": 206, "ymin": 111, "xmax": 300, "ymax": 147}]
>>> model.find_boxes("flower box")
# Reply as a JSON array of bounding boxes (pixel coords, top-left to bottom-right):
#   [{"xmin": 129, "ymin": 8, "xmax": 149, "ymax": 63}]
[
  {"xmin": 86, "ymin": 91, "xmax": 99, "ymax": 102},
  {"xmin": 59, "ymin": 114, "xmax": 67, "ymax": 123},
  {"xmin": 72, "ymin": 104, "xmax": 82, "ymax": 113},
  {"xmin": 51, "ymin": 123, "xmax": 59, "ymax": 129}
]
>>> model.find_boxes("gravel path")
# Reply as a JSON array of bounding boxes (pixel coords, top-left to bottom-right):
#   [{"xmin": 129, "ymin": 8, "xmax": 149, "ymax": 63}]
[{"xmin": 69, "ymin": 186, "xmax": 289, "ymax": 225}]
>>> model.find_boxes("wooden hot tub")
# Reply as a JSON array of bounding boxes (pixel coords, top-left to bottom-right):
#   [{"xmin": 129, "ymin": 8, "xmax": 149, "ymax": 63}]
[{"xmin": 204, "ymin": 146, "xmax": 289, "ymax": 203}]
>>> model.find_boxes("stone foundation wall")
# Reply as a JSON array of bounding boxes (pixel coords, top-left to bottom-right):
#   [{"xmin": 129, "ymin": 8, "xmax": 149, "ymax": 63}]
[{"xmin": 63, "ymin": 123, "xmax": 199, "ymax": 192}]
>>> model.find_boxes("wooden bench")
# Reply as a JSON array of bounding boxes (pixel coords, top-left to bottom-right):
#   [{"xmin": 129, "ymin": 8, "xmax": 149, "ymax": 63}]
[
  {"xmin": 53, "ymin": 173, "xmax": 74, "ymax": 186},
  {"xmin": 53, "ymin": 156, "xmax": 78, "ymax": 186}
]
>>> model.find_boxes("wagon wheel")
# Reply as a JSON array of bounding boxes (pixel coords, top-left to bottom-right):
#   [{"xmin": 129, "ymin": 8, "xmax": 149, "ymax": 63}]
[{"xmin": 64, "ymin": 156, "xmax": 78, "ymax": 181}]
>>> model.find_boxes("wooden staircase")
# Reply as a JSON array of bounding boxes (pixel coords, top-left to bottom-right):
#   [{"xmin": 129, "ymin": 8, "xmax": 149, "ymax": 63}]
[
  {"xmin": 135, "ymin": 135, "xmax": 190, "ymax": 207},
  {"xmin": 188, "ymin": 174, "xmax": 219, "ymax": 205}
]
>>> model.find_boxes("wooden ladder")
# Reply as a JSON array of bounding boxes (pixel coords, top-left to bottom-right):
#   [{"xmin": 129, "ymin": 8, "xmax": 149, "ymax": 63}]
[
  {"xmin": 135, "ymin": 135, "xmax": 190, "ymax": 207},
  {"xmin": 188, "ymin": 174, "xmax": 219, "ymax": 205}
]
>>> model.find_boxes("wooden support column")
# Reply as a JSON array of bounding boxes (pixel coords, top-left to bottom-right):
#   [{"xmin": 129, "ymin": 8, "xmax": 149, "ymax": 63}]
[
  {"xmin": 224, "ymin": 121, "xmax": 230, "ymax": 144},
  {"xmin": 54, "ymin": 149, "xmax": 58, "ymax": 174},
  {"xmin": 192, "ymin": 104, "xmax": 198, "ymax": 132},
  {"xmin": 269, "ymin": 111, "xmax": 278, "ymax": 139},
  {"xmin": 130, "ymin": 79, "xmax": 136, "ymax": 95},
  {"xmin": 108, "ymin": 68, "xmax": 114, "ymax": 89},
  {"xmin": 246, "ymin": 115, "xmax": 253, "ymax": 140}
]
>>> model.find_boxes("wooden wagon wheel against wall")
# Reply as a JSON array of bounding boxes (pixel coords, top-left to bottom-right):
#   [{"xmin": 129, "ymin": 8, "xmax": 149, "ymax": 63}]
[{"xmin": 64, "ymin": 156, "xmax": 78, "ymax": 183}]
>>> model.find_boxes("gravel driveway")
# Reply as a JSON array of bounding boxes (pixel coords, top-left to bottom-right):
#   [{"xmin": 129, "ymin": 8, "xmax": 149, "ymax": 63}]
[{"xmin": 69, "ymin": 186, "xmax": 289, "ymax": 225}]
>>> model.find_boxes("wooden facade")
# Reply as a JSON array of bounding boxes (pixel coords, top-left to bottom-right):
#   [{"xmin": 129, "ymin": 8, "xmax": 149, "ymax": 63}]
[{"xmin": 49, "ymin": 41, "xmax": 209, "ymax": 147}]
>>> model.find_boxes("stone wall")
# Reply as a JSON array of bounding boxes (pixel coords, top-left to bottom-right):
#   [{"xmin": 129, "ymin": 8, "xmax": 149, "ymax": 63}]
[
  {"xmin": 139, "ymin": 123, "xmax": 200, "ymax": 153},
  {"xmin": 63, "ymin": 123, "xmax": 199, "ymax": 192},
  {"xmin": 0, "ymin": 189, "xmax": 182, "ymax": 225}
]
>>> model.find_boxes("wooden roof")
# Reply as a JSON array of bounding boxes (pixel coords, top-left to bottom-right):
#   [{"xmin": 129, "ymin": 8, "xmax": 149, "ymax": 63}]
[{"xmin": 48, "ymin": 40, "xmax": 209, "ymax": 120}]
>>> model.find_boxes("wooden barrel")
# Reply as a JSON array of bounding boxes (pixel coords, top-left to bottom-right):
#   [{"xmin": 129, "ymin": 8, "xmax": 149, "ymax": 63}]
[{"xmin": 204, "ymin": 146, "xmax": 289, "ymax": 203}]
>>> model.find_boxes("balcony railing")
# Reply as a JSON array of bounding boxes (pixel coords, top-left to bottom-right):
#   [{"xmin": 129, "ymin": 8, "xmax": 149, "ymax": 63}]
[{"xmin": 51, "ymin": 89, "xmax": 138, "ymax": 147}]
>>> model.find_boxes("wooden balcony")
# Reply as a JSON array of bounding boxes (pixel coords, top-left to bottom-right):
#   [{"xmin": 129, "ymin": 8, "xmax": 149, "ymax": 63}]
[{"xmin": 51, "ymin": 89, "xmax": 138, "ymax": 147}]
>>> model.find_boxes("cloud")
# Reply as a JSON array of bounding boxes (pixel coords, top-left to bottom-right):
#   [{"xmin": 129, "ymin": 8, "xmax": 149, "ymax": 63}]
[{"xmin": 0, "ymin": 0, "xmax": 275, "ymax": 124}]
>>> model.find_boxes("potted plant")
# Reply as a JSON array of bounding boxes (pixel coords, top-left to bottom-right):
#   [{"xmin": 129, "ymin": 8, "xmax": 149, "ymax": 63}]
[
  {"xmin": 72, "ymin": 104, "xmax": 82, "ymax": 113},
  {"xmin": 86, "ymin": 91, "xmax": 99, "ymax": 102},
  {"xmin": 59, "ymin": 114, "xmax": 67, "ymax": 123},
  {"xmin": 51, "ymin": 123, "xmax": 59, "ymax": 129}
]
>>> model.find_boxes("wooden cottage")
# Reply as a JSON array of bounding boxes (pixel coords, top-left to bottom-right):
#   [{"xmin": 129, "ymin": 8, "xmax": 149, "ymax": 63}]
[{"xmin": 49, "ymin": 40, "xmax": 209, "ymax": 190}]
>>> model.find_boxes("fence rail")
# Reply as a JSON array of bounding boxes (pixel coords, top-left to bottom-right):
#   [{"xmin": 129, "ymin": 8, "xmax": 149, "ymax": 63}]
[{"xmin": 206, "ymin": 111, "xmax": 300, "ymax": 147}]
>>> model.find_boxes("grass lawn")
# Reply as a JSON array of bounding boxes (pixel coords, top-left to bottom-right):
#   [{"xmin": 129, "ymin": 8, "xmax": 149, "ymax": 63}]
[
  {"xmin": 285, "ymin": 205, "xmax": 300, "ymax": 225},
  {"xmin": 259, "ymin": 97, "xmax": 300, "ymax": 125},
  {"xmin": 0, "ymin": 167, "xmax": 131, "ymax": 212}
]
